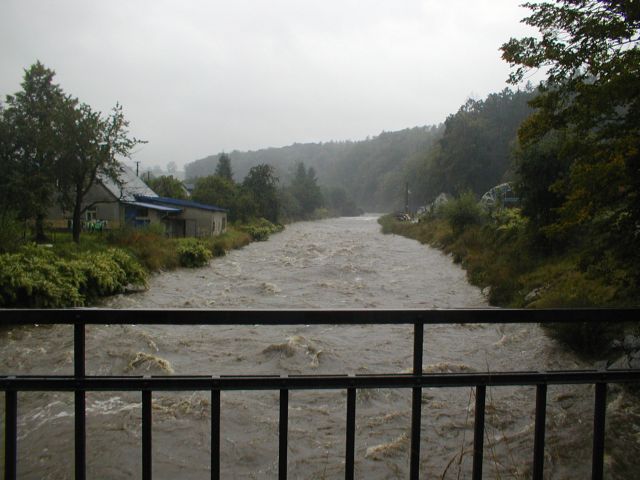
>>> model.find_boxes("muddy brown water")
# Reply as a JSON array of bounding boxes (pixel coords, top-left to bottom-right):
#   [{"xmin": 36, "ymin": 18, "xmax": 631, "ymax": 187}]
[{"xmin": 1, "ymin": 215, "xmax": 639, "ymax": 479}]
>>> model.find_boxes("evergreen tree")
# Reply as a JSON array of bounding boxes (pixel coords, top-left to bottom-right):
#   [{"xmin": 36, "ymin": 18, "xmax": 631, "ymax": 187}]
[
  {"xmin": 215, "ymin": 153, "xmax": 233, "ymax": 180},
  {"xmin": 1, "ymin": 62, "xmax": 66, "ymax": 241}
]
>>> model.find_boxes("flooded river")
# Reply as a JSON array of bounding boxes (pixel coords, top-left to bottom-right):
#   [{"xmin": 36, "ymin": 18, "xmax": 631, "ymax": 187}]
[{"xmin": 2, "ymin": 215, "xmax": 639, "ymax": 478}]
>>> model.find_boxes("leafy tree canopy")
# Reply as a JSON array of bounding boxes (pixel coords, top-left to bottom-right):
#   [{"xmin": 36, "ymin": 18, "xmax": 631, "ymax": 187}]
[
  {"xmin": 502, "ymin": 0, "xmax": 640, "ymax": 269},
  {"xmin": 215, "ymin": 153, "xmax": 233, "ymax": 180},
  {"xmin": 147, "ymin": 175, "xmax": 187, "ymax": 199},
  {"xmin": 243, "ymin": 164, "xmax": 279, "ymax": 222}
]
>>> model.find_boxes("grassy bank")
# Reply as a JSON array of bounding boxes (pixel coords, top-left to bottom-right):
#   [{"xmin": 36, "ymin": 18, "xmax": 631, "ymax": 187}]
[
  {"xmin": 0, "ymin": 218, "xmax": 283, "ymax": 308},
  {"xmin": 379, "ymin": 208, "xmax": 638, "ymax": 356}
]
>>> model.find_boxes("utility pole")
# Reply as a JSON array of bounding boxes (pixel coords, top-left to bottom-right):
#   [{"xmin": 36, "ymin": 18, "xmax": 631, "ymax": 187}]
[
  {"xmin": 404, "ymin": 182, "xmax": 410, "ymax": 214},
  {"xmin": 135, "ymin": 161, "xmax": 140, "ymax": 177}
]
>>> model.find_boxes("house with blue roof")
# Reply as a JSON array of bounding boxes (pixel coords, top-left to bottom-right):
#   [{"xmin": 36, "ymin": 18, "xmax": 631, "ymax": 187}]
[{"xmin": 48, "ymin": 163, "xmax": 227, "ymax": 237}]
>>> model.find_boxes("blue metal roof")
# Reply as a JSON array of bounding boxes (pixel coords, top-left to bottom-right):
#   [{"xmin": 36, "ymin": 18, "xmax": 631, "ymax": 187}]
[
  {"xmin": 135, "ymin": 195, "xmax": 227, "ymax": 212},
  {"xmin": 123, "ymin": 201, "xmax": 182, "ymax": 213}
]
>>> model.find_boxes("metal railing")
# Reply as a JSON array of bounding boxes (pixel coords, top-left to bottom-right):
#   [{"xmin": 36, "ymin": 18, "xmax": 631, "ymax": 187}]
[{"xmin": 1, "ymin": 308, "xmax": 639, "ymax": 480}]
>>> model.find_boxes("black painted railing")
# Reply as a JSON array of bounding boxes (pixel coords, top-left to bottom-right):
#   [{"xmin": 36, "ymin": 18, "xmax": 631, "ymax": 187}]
[{"xmin": 1, "ymin": 308, "xmax": 639, "ymax": 480}]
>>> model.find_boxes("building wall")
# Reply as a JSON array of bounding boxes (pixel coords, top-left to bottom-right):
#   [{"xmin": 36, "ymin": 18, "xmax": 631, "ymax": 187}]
[
  {"xmin": 173, "ymin": 207, "xmax": 227, "ymax": 237},
  {"xmin": 47, "ymin": 183, "xmax": 122, "ymax": 229}
]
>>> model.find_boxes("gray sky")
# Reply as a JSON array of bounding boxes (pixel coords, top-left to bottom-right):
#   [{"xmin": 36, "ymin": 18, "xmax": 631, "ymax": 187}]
[{"xmin": 1, "ymin": 0, "xmax": 538, "ymax": 170}]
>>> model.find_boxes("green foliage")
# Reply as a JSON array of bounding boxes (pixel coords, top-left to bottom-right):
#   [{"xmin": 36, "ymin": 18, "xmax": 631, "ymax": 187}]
[
  {"xmin": 215, "ymin": 153, "xmax": 233, "ymax": 180},
  {"xmin": 502, "ymin": 0, "xmax": 640, "ymax": 287},
  {"xmin": 192, "ymin": 175, "xmax": 240, "ymax": 220},
  {"xmin": 176, "ymin": 238, "xmax": 212, "ymax": 268},
  {"xmin": 206, "ymin": 227, "xmax": 252, "ymax": 256},
  {"xmin": 420, "ymin": 89, "xmax": 535, "ymax": 201},
  {"xmin": 243, "ymin": 164, "xmax": 279, "ymax": 222},
  {"xmin": 380, "ymin": 208, "xmax": 636, "ymax": 355},
  {"xmin": 0, "ymin": 244, "xmax": 146, "ymax": 307},
  {"xmin": 288, "ymin": 163, "xmax": 324, "ymax": 218},
  {"xmin": 1, "ymin": 62, "xmax": 143, "ymax": 244},
  {"xmin": 1, "ymin": 62, "xmax": 66, "ymax": 241},
  {"xmin": 146, "ymin": 175, "xmax": 187, "ymax": 199},
  {"xmin": 239, "ymin": 218, "xmax": 283, "ymax": 241},
  {"xmin": 0, "ymin": 213, "xmax": 25, "ymax": 253},
  {"xmin": 439, "ymin": 192, "xmax": 486, "ymax": 236},
  {"xmin": 107, "ymin": 226, "xmax": 180, "ymax": 271}
]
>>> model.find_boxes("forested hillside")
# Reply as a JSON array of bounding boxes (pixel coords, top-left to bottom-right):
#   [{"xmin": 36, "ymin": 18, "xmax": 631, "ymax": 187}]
[
  {"xmin": 186, "ymin": 126, "xmax": 442, "ymax": 211},
  {"xmin": 185, "ymin": 87, "xmax": 533, "ymax": 212}
]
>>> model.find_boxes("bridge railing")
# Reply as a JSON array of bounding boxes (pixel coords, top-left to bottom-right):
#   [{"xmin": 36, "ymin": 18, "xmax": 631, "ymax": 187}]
[{"xmin": 1, "ymin": 308, "xmax": 639, "ymax": 480}]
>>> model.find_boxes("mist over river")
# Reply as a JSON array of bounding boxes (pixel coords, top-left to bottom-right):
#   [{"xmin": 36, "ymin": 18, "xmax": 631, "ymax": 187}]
[{"xmin": 2, "ymin": 216, "xmax": 639, "ymax": 478}]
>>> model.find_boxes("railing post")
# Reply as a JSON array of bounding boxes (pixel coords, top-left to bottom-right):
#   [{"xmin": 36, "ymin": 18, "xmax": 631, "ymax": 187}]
[
  {"xmin": 74, "ymin": 323, "xmax": 86, "ymax": 480},
  {"xmin": 532, "ymin": 383, "xmax": 547, "ymax": 479},
  {"xmin": 345, "ymin": 387, "xmax": 356, "ymax": 480},
  {"xmin": 592, "ymin": 382, "xmax": 607, "ymax": 480},
  {"xmin": 409, "ymin": 320, "xmax": 424, "ymax": 480},
  {"xmin": 279, "ymin": 388, "xmax": 288, "ymax": 480},
  {"xmin": 5, "ymin": 389, "xmax": 17, "ymax": 480},
  {"xmin": 472, "ymin": 385, "xmax": 486, "ymax": 480},
  {"xmin": 142, "ymin": 389, "xmax": 152, "ymax": 480},
  {"xmin": 211, "ymin": 388, "xmax": 220, "ymax": 480}
]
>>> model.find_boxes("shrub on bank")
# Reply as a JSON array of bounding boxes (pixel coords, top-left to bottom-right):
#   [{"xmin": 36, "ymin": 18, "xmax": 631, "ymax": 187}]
[
  {"xmin": 379, "ymin": 209, "xmax": 634, "ymax": 356},
  {"xmin": 176, "ymin": 238, "xmax": 212, "ymax": 268},
  {"xmin": 0, "ymin": 245, "xmax": 147, "ymax": 307},
  {"xmin": 240, "ymin": 218, "xmax": 284, "ymax": 241},
  {"xmin": 438, "ymin": 192, "xmax": 486, "ymax": 236},
  {"xmin": 107, "ymin": 225, "xmax": 180, "ymax": 271},
  {"xmin": 206, "ymin": 227, "xmax": 253, "ymax": 257}
]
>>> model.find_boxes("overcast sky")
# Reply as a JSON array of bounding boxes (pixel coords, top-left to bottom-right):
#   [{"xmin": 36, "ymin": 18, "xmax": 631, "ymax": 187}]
[{"xmin": 1, "ymin": 1, "xmax": 538, "ymax": 170}]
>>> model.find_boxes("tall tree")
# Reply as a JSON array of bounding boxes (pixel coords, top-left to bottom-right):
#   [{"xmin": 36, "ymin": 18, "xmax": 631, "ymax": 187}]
[
  {"xmin": 215, "ymin": 153, "xmax": 233, "ymax": 180},
  {"xmin": 147, "ymin": 175, "xmax": 187, "ymax": 199},
  {"xmin": 1, "ymin": 62, "xmax": 66, "ymax": 241},
  {"xmin": 243, "ymin": 164, "xmax": 279, "ymax": 222},
  {"xmin": 57, "ymin": 101, "xmax": 143, "ymax": 242},
  {"xmin": 191, "ymin": 175, "xmax": 241, "ymax": 220},
  {"xmin": 502, "ymin": 0, "xmax": 640, "ymax": 256},
  {"xmin": 289, "ymin": 162, "xmax": 323, "ymax": 217}
]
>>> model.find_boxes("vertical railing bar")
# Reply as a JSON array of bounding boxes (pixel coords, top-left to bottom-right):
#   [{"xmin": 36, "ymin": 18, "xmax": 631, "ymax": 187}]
[
  {"xmin": 142, "ymin": 389, "xmax": 152, "ymax": 480},
  {"xmin": 592, "ymin": 382, "xmax": 607, "ymax": 480},
  {"xmin": 74, "ymin": 322, "xmax": 86, "ymax": 480},
  {"xmin": 5, "ymin": 389, "xmax": 17, "ymax": 480},
  {"xmin": 472, "ymin": 385, "xmax": 486, "ymax": 480},
  {"xmin": 211, "ymin": 389, "xmax": 220, "ymax": 480},
  {"xmin": 409, "ymin": 320, "xmax": 424, "ymax": 480},
  {"xmin": 532, "ymin": 383, "xmax": 547, "ymax": 480},
  {"xmin": 279, "ymin": 388, "xmax": 288, "ymax": 480},
  {"xmin": 345, "ymin": 387, "xmax": 356, "ymax": 480}
]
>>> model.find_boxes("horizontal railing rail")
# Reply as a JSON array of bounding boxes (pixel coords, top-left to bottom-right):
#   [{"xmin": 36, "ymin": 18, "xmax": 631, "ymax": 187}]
[{"xmin": 1, "ymin": 308, "xmax": 639, "ymax": 480}]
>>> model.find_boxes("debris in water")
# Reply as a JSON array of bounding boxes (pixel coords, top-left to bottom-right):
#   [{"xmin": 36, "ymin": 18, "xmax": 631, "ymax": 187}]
[
  {"xmin": 260, "ymin": 282, "xmax": 281, "ymax": 294},
  {"xmin": 126, "ymin": 352, "xmax": 174, "ymax": 374},
  {"xmin": 152, "ymin": 393, "xmax": 210, "ymax": 418},
  {"xmin": 365, "ymin": 433, "xmax": 409, "ymax": 460}
]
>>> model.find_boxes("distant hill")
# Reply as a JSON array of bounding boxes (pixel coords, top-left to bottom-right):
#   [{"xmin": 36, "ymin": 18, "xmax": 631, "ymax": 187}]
[
  {"xmin": 184, "ymin": 87, "xmax": 535, "ymax": 212},
  {"xmin": 185, "ymin": 125, "xmax": 443, "ymax": 211}
]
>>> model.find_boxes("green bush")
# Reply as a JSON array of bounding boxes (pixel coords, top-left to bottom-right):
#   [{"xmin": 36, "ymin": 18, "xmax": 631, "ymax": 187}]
[
  {"xmin": 240, "ymin": 218, "xmax": 283, "ymax": 241},
  {"xmin": 107, "ymin": 226, "xmax": 179, "ymax": 271},
  {"xmin": 0, "ymin": 214, "xmax": 25, "ymax": 253},
  {"xmin": 0, "ymin": 245, "xmax": 147, "ymax": 307},
  {"xmin": 176, "ymin": 238, "xmax": 212, "ymax": 268},
  {"xmin": 439, "ymin": 192, "xmax": 485, "ymax": 236}
]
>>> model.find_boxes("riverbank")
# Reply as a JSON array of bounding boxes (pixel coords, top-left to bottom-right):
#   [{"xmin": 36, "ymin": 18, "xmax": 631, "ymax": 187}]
[
  {"xmin": 378, "ymin": 213, "xmax": 639, "ymax": 356},
  {"xmin": 0, "ymin": 218, "xmax": 283, "ymax": 308}
]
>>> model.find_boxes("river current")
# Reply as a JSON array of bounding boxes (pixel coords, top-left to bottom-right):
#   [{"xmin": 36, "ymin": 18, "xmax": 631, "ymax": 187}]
[{"xmin": 2, "ymin": 215, "xmax": 639, "ymax": 478}]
